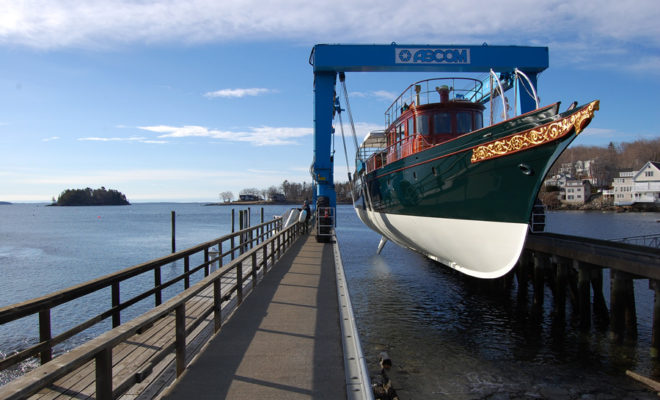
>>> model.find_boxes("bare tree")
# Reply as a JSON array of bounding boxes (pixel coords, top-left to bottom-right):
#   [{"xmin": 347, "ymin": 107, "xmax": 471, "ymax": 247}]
[{"xmin": 219, "ymin": 191, "xmax": 234, "ymax": 203}]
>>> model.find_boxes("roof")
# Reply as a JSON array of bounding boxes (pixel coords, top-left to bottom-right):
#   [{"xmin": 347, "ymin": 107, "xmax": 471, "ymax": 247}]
[{"xmin": 359, "ymin": 130, "xmax": 387, "ymax": 149}]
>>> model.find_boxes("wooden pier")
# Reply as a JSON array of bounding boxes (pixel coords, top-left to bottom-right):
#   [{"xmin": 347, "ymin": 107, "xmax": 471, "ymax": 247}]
[{"xmin": 514, "ymin": 232, "xmax": 660, "ymax": 350}]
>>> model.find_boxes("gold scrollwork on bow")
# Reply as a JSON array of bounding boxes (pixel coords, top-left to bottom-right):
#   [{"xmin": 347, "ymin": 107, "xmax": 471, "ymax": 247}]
[{"xmin": 471, "ymin": 100, "xmax": 599, "ymax": 163}]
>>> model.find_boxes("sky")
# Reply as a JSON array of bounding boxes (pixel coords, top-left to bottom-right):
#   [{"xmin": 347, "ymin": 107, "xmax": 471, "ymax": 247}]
[{"xmin": 1, "ymin": 0, "xmax": 660, "ymax": 203}]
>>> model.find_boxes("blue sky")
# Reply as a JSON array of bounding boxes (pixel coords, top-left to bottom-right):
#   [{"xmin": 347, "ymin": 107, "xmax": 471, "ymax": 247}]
[{"xmin": 1, "ymin": 0, "xmax": 659, "ymax": 202}]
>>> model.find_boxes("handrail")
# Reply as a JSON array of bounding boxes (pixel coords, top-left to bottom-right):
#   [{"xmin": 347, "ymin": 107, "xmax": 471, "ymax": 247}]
[
  {"xmin": 0, "ymin": 219, "xmax": 304, "ymax": 399},
  {"xmin": 0, "ymin": 216, "xmax": 282, "ymax": 371}
]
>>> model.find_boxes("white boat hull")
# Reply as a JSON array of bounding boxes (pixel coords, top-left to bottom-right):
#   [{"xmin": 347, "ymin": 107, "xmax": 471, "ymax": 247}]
[{"xmin": 355, "ymin": 208, "xmax": 528, "ymax": 279}]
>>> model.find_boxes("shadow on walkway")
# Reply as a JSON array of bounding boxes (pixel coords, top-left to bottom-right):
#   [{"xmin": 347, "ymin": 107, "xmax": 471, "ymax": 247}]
[{"xmin": 162, "ymin": 235, "xmax": 345, "ymax": 399}]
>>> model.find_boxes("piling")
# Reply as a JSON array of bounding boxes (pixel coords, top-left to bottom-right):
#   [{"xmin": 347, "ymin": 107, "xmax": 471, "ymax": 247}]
[{"xmin": 171, "ymin": 211, "xmax": 176, "ymax": 253}]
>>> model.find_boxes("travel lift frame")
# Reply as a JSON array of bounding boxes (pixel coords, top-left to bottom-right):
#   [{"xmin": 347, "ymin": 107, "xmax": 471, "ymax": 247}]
[{"xmin": 309, "ymin": 43, "xmax": 549, "ymax": 218}]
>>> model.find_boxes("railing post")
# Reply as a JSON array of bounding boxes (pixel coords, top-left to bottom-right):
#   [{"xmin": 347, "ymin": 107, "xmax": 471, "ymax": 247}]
[
  {"xmin": 277, "ymin": 233, "xmax": 281, "ymax": 259},
  {"xmin": 112, "ymin": 282, "xmax": 121, "ymax": 328},
  {"xmin": 171, "ymin": 211, "xmax": 176, "ymax": 254},
  {"xmin": 184, "ymin": 256, "xmax": 190, "ymax": 289},
  {"xmin": 214, "ymin": 279, "xmax": 222, "ymax": 333},
  {"xmin": 175, "ymin": 304, "xmax": 186, "ymax": 377},
  {"xmin": 39, "ymin": 309, "xmax": 52, "ymax": 364},
  {"xmin": 231, "ymin": 210, "xmax": 235, "ymax": 260},
  {"xmin": 262, "ymin": 245, "xmax": 268, "ymax": 274},
  {"xmin": 218, "ymin": 242, "xmax": 223, "ymax": 267},
  {"xmin": 237, "ymin": 262, "xmax": 243, "ymax": 305},
  {"xmin": 252, "ymin": 252, "xmax": 257, "ymax": 290},
  {"xmin": 204, "ymin": 248, "xmax": 210, "ymax": 276},
  {"xmin": 96, "ymin": 348, "xmax": 113, "ymax": 400},
  {"xmin": 154, "ymin": 267, "xmax": 162, "ymax": 307}
]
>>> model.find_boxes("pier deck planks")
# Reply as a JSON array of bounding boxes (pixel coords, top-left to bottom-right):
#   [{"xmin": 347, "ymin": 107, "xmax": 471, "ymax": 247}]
[
  {"xmin": 161, "ymin": 234, "xmax": 345, "ymax": 400},
  {"xmin": 25, "ymin": 248, "xmax": 271, "ymax": 400}
]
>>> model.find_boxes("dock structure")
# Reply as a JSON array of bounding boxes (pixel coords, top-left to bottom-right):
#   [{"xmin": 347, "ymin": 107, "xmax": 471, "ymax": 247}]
[
  {"xmin": 162, "ymin": 234, "xmax": 345, "ymax": 399},
  {"xmin": 513, "ymin": 232, "xmax": 660, "ymax": 350},
  {"xmin": 0, "ymin": 212, "xmax": 371, "ymax": 400}
]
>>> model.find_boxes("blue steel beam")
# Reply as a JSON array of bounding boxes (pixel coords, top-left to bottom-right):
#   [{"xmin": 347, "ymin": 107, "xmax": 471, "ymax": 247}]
[{"xmin": 310, "ymin": 43, "xmax": 549, "ymax": 214}]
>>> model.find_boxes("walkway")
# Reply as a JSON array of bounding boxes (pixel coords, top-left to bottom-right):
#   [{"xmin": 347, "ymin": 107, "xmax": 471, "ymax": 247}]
[{"xmin": 161, "ymin": 234, "xmax": 345, "ymax": 399}]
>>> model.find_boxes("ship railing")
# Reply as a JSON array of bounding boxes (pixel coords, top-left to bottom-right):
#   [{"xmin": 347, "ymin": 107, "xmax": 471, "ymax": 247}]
[
  {"xmin": 385, "ymin": 77, "xmax": 484, "ymax": 126},
  {"xmin": 611, "ymin": 233, "xmax": 660, "ymax": 249},
  {"xmin": 381, "ymin": 133, "xmax": 433, "ymax": 169}
]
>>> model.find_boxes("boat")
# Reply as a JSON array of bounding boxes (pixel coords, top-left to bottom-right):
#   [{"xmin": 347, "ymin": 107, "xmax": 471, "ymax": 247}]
[{"xmin": 352, "ymin": 76, "xmax": 599, "ymax": 278}]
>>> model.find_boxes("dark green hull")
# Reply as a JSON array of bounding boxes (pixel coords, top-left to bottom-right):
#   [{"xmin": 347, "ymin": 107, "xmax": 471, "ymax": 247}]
[{"xmin": 359, "ymin": 102, "xmax": 596, "ymax": 224}]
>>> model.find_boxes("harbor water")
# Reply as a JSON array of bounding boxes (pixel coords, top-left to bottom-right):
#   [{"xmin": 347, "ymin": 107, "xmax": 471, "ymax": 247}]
[{"xmin": 1, "ymin": 203, "xmax": 660, "ymax": 398}]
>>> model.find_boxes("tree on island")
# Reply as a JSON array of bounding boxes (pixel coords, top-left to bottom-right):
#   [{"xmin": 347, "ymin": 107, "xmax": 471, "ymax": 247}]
[{"xmin": 54, "ymin": 187, "xmax": 130, "ymax": 206}]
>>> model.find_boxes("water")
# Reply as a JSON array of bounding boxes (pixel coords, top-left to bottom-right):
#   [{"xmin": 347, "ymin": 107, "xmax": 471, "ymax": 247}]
[
  {"xmin": 1, "ymin": 203, "xmax": 659, "ymax": 398},
  {"xmin": 335, "ymin": 207, "xmax": 660, "ymax": 399}
]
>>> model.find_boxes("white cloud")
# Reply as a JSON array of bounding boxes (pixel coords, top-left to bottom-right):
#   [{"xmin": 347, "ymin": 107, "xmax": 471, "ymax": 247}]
[
  {"xmin": 1, "ymin": 0, "xmax": 659, "ymax": 67},
  {"xmin": 203, "ymin": 88, "xmax": 274, "ymax": 98},
  {"xmin": 77, "ymin": 136, "xmax": 167, "ymax": 144},
  {"xmin": 139, "ymin": 125, "xmax": 313, "ymax": 146},
  {"xmin": 42, "ymin": 136, "xmax": 60, "ymax": 142}
]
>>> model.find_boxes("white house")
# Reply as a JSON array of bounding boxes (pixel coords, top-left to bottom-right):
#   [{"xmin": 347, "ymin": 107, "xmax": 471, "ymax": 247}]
[
  {"xmin": 632, "ymin": 161, "xmax": 660, "ymax": 204},
  {"xmin": 612, "ymin": 171, "xmax": 635, "ymax": 206}
]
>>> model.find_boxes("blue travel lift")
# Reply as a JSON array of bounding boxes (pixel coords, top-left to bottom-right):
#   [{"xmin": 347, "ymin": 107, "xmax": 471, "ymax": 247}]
[{"xmin": 309, "ymin": 43, "xmax": 549, "ymax": 226}]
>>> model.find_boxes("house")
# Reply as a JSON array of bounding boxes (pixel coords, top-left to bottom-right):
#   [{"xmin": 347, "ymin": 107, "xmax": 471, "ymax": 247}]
[
  {"xmin": 632, "ymin": 161, "xmax": 660, "ymax": 204},
  {"xmin": 268, "ymin": 193, "xmax": 286, "ymax": 202},
  {"xmin": 239, "ymin": 194, "xmax": 261, "ymax": 201},
  {"xmin": 612, "ymin": 171, "xmax": 635, "ymax": 206},
  {"xmin": 561, "ymin": 179, "xmax": 591, "ymax": 205}
]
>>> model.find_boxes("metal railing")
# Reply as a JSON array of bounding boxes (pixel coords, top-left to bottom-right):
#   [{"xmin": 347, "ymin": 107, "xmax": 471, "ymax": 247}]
[
  {"xmin": 316, "ymin": 207, "xmax": 335, "ymax": 242},
  {"xmin": 611, "ymin": 233, "xmax": 660, "ymax": 249}
]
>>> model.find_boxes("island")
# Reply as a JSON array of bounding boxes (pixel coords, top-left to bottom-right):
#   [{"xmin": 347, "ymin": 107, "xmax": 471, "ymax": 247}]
[{"xmin": 52, "ymin": 187, "xmax": 130, "ymax": 206}]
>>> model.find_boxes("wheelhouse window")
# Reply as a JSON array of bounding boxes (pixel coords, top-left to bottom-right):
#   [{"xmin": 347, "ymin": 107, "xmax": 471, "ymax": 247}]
[
  {"xmin": 407, "ymin": 118, "xmax": 414, "ymax": 137},
  {"xmin": 456, "ymin": 112, "xmax": 473, "ymax": 134},
  {"xmin": 433, "ymin": 112, "xmax": 451, "ymax": 134},
  {"xmin": 416, "ymin": 115, "xmax": 429, "ymax": 135},
  {"xmin": 474, "ymin": 112, "xmax": 483, "ymax": 130}
]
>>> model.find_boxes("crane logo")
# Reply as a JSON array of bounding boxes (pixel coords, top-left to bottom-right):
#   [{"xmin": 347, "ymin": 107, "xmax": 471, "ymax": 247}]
[{"xmin": 396, "ymin": 48, "xmax": 470, "ymax": 64}]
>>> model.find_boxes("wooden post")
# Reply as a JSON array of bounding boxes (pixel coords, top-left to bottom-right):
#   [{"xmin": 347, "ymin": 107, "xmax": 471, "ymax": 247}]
[
  {"xmin": 204, "ymin": 248, "xmax": 210, "ymax": 276},
  {"xmin": 610, "ymin": 270, "xmax": 626, "ymax": 342},
  {"xmin": 576, "ymin": 260, "xmax": 591, "ymax": 330},
  {"xmin": 532, "ymin": 252, "xmax": 545, "ymax": 308},
  {"xmin": 651, "ymin": 280, "xmax": 660, "ymax": 358},
  {"xmin": 625, "ymin": 277, "xmax": 638, "ymax": 340},
  {"xmin": 231, "ymin": 209, "xmax": 235, "ymax": 260},
  {"xmin": 239, "ymin": 211, "xmax": 244, "ymax": 255},
  {"xmin": 515, "ymin": 251, "xmax": 529, "ymax": 303},
  {"xmin": 39, "ymin": 309, "xmax": 52, "ymax": 364},
  {"xmin": 175, "ymin": 304, "xmax": 186, "ymax": 377},
  {"xmin": 591, "ymin": 267, "xmax": 609, "ymax": 326},
  {"xmin": 237, "ymin": 262, "xmax": 243, "ymax": 305},
  {"xmin": 96, "ymin": 348, "xmax": 113, "ymax": 400},
  {"xmin": 112, "ymin": 282, "xmax": 120, "ymax": 328},
  {"xmin": 263, "ymin": 245, "xmax": 268, "ymax": 274},
  {"xmin": 171, "ymin": 211, "xmax": 176, "ymax": 253},
  {"xmin": 218, "ymin": 242, "xmax": 223, "ymax": 268},
  {"xmin": 554, "ymin": 257, "xmax": 567, "ymax": 320},
  {"xmin": 252, "ymin": 252, "xmax": 257, "ymax": 290},
  {"xmin": 154, "ymin": 267, "xmax": 162, "ymax": 306},
  {"xmin": 184, "ymin": 256, "xmax": 190, "ymax": 289},
  {"xmin": 214, "ymin": 279, "xmax": 222, "ymax": 333}
]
